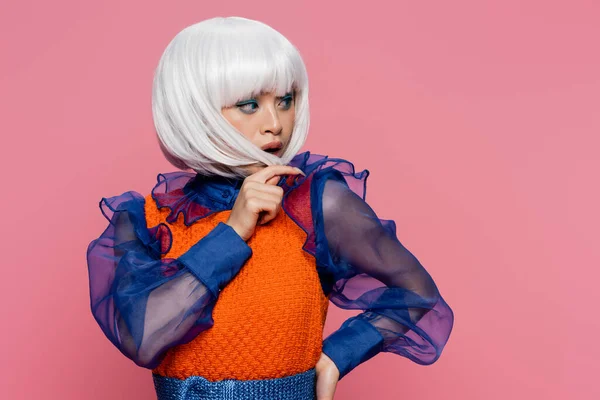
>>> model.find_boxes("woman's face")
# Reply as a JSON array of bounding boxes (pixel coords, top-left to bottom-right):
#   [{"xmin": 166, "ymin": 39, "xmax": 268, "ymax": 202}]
[{"xmin": 221, "ymin": 90, "xmax": 295, "ymax": 173}]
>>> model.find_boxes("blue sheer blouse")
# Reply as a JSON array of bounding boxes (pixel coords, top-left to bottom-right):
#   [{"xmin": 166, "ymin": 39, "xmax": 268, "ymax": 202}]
[{"xmin": 86, "ymin": 150, "xmax": 454, "ymax": 380}]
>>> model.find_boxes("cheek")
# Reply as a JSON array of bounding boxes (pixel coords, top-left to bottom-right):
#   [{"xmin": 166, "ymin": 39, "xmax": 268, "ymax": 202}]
[
  {"xmin": 283, "ymin": 111, "xmax": 296, "ymax": 130},
  {"xmin": 222, "ymin": 111, "xmax": 254, "ymax": 138}
]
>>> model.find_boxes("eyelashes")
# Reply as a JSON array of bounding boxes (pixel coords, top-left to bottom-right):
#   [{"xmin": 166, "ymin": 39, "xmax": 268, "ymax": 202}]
[{"xmin": 235, "ymin": 93, "xmax": 294, "ymax": 114}]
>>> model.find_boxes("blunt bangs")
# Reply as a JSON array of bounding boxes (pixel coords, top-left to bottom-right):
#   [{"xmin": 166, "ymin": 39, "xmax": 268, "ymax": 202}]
[{"xmin": 200, "ymin": 22, "xmax": 307, "ymax": 109}]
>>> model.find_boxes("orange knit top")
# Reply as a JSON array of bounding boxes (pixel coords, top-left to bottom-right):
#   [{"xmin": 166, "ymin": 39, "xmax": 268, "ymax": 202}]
[
  {"xmin": 87, "ymin": 151, "xmax": 454, "ymax": 387},
  {"xmin": 144, "ymin": 193, "xmax": 330, "ymax": 382}
]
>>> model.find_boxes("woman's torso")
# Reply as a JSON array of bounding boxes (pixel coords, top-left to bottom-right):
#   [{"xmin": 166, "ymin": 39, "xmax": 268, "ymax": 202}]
[{"xmin": 145, "ymin": 194, "xmax": 330, "ymax": 382}]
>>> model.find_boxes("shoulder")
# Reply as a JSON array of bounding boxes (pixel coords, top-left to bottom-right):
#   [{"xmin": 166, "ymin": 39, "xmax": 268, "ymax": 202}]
[
  {"xmin": 289, "ymin": 150, "xmax": 369, "ymax": 204},
  {"xmin": 282, "ymin": 150, "xmax": 371, "ymax": 231},
  {"xmin": 291, "ymin": 150, "xmax": 367, "ymax": 181}
]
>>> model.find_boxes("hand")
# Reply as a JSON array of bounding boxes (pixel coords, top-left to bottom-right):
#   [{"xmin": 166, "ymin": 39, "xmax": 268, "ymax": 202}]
[
  {"xmin": 225, "ymin": 165, "xmax": 305, "ymax": 241},
  {"xmin": 315, "ymin": 352, "xmax": 340, "ymax": 400}
]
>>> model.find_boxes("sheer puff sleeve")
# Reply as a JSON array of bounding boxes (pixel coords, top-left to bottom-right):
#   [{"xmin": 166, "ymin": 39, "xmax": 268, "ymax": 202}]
[
  {"xmin": 86, "ymin": 191, "xmax": 252, "ymax": 369},
  {"xmin": 314, "ymin": 166, "xmax": 454, "ymax": 380}
]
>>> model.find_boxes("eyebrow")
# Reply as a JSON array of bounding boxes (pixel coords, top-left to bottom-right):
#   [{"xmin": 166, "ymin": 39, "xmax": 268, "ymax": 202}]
[{"xmin": 253, "ymin": 91, "xmax": 294, "ymax": 99}]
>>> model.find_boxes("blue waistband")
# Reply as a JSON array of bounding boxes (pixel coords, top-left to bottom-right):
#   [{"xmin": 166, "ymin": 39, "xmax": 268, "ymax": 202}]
[{"xmin": 152, "ymin": 368, "xmax": 316, "ymax": 400}]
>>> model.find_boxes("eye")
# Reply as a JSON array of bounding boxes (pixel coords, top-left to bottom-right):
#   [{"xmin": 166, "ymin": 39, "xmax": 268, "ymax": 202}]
[
  {"xmin": 235, "ymin": 100, "xmax": 258, "ymax": 114},
  {"xmin": 279, "ymin": 95, "xmax": 293, "ymax": 110}
]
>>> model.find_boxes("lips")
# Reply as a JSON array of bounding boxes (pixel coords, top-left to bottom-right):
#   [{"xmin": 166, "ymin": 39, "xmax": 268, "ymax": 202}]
[{"xmin": 261, "ymin": 141, "xmax": 283, "ymax": 152}]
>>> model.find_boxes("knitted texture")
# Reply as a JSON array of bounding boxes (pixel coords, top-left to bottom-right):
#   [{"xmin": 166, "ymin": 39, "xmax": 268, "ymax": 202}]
[
  {"xmin": 145, "ymin": 194, "xmax": 330, "ymax": 381},
  {"xmin": 152, "ymin": 368, "xmax": 316, "ymax": 400}
]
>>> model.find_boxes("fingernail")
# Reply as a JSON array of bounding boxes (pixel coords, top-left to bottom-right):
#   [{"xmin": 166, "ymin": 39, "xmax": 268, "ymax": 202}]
[{"xmin": 295, "ymin": 167, "xmax": 306, "ymax": 176}]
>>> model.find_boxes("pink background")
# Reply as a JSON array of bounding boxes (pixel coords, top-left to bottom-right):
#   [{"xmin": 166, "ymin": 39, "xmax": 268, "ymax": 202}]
[{"xmin": 1, "ymin": 1, "xmax": 598, "ymax": 399}]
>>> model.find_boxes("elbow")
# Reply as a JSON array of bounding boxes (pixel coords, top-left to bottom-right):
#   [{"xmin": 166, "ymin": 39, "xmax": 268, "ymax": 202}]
[
  {"xmin": 407, "ymin": 295, "xmax": 454, "ymax": 366},
  {"xmin": 425, "ymin": 296, "xmax": 454, "ymax": 365},
  {"xmin": 134, "ymin": 352, "xmax": 163, "ymax": 370},
  {"xmin": 134, "ymin": 336, "xmax": 175, "ymax": 369},
  {"xmin": 417, "ymin": 347, "xmax": 443, "ymax": 366},
  {"xmin": 117, "ymin": 335, "xmax": 163, "ymax": 370},
  {"xmin": 121, "ymin": 345, "xmax": 164, "ymax": 370}
]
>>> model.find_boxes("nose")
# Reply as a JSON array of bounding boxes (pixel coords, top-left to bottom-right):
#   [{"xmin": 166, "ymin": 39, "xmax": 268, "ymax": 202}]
[{"xmin": 260, "ymin": 104, "xmax": 282, "ymax": 136}]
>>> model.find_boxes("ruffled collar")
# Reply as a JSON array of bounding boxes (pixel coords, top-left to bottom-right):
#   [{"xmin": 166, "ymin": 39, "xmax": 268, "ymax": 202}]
[
  {"xmin": 149, "ymin": 149, "xmax": 369, "ymax": 276},
  {"xmin": 150, "ymin": 150, "xmax": 368, "ymax": 231},
  {"xmin": 150, "ymin": 151, "xmax": 314, "ymax": 227}
]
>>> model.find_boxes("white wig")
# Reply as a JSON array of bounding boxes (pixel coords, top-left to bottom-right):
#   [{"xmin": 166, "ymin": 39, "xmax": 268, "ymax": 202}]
[{"xmin": 152, "ymin": 16, "xmax": 310, "ymax": 178}]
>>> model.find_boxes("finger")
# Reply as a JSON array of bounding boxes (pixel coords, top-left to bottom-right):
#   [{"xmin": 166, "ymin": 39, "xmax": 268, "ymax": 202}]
[
  {"xmin": 315, "ymin": 372, "xmax": 336, "ymax": 400},
  {"xmin": 257, "ymin": 202, "xmax": 281, "ymax": 225},
  {"xmin": 248, "ymin": 165, "xmax": 304, "ymax": 185},
  {"xmin": 243, "ymin": 181, "xmax": 285, "ymax": 196},
  {"xmin": 245, "ymin": 187, "xmax": 282, "ymax": 204},
  {"xmin": 257, "ymin": 209, "xmax": 277, "ymax": 225},
  {"xmin": 265, "ymin": 175, "xmax": 281, "ymax": 186},
  {"xmin": 259, "ymin": 203, "xmax": 281, "ymax": 225},
  {"xmin": 247, "ymin": 197, "xmax": 279, "ymax": 223}
]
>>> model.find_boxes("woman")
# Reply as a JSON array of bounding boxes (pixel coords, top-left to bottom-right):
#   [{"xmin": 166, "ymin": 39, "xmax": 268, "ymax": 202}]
[{"xmin": 86, "ymin": 16, "xmax": 454, "ymax": 400}]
